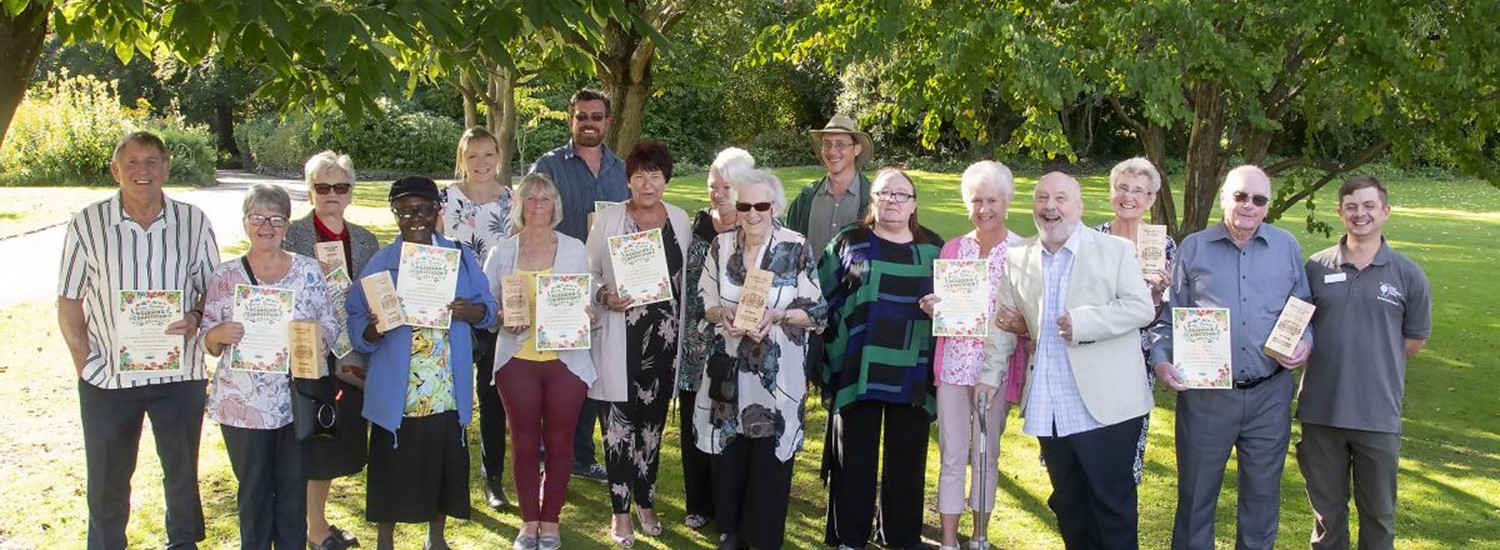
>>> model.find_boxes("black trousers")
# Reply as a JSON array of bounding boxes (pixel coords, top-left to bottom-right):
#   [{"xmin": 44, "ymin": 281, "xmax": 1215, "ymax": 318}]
[
  {"xmin": 78, "ymin": 379, "xmax": 206, "ymax": 550},
  {"xmin": 824, "ymin": 400, "xmax": 932, "ymax": 549},
  {"xmin": 474, "ymin": 329, "xmax": 507, "ymax": 480},
  {"xmin": 679, "ymin": 388, "xmax": 716, "ymax": 518},
  {"xmin": 221, "ymin": 424, "xmax": 306, "ymax": 550},
  {"xmin": 1037, "ymin": 415, "xmax": 1147, "ymax": 550},
  {"xmin": 572, "ymin": 398, "xmax": 602, "ymax": 467},
  {"xmin": 713, "ymin": 436, "xmax": 793, "ymax": 549}
]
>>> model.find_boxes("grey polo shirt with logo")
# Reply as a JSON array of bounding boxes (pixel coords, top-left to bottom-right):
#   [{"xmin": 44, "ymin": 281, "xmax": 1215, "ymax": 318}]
[{"xmin": 1297, "ymin": 238, "xmax": 1432, "ymax": 434}]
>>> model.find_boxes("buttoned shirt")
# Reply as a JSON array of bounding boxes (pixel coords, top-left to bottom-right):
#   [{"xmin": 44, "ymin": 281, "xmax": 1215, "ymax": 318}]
[
  {"xmin": 804, "ymin": 176, "xmax": 864, "ymax": 257},
  {"xmin": 1149, "ymin": 223, "xmax": 1312, "ymax": 381},
  {"xmin": 1023, "ymin": 226, "xmax": 1104, "ymax": 438},
  {"xmin": 58, "ymin": 193, "xmax": 220, "ymax": 389},
  {"xmin": 528, "ymin": 141, "xmax": 630, "ymax": 242}
]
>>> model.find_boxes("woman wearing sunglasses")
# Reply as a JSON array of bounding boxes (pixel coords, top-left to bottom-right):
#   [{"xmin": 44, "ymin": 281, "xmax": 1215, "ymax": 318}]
[
  {"xmin": 283, "ymin": 151, "xmax": 382, "ymax": 550},
  {"xmin": 693, "ymin": 168, "xmax": 826, "ymax": 550}
]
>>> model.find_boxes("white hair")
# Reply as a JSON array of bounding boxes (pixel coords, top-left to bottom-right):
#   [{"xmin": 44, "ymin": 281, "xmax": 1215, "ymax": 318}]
[
  {"xmin": 728, "ymin": 169, "xmax": 787, "ymax": 214},
  {"xmin": 1109, "ymin": 157, "xmax": 1162, "ymax": 192},
  {"xmin": 960, "ymin": 161, "xmax": 1016, "ymax": 202},
  {"xmin": 710, "ymin": 147, "xmax": 756, "ymax": 183},
  {"xmin": 303, "ymin": 150, "xmax": 356, "ymax": 188}
]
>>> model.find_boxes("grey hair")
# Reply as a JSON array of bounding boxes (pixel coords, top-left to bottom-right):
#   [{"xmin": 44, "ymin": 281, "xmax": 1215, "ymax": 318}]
[
  {"xmin": 303, "ymin": 150, "xmax": 356, "ymax": 189},
  {"xmin": 728, "ymin": 168, "xmax": 787, "ymax": 215},
  {"xmin": 1109, "ymin": 157, "xmax": 1161, "ymax": 193},
  {"xmin": 709, "ymin": 147, "xmax": 756, "ymax": 184},
  {"xmin": 959, "ymin": 161, "xmax": 1016, "ymax": 203},
  {"xmin": 508, "ymin": 172, "xmax": 564, "ymax": 230},
  {"xmin": 243, "ymin": 183, "xmax": 292, "ymax": 218}
]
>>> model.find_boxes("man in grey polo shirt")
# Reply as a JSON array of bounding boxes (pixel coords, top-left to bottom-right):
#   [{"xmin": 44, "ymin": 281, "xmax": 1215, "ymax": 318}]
[
  {"xmin": 783, "ymin": 114, "xmax": 874, "ymax": 258},
  {"xmin": 1149, "ymin": 165, "xmax": 1313, "ymax": 550},
  {"xmin": 1297, "ymin": 175, "xmax": 1431, "ymax": 550}
]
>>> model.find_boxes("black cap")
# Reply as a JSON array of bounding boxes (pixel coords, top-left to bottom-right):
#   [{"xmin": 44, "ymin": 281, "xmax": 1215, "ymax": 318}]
[{"xmin": 388, "ymin": 176, "xmax": 440, "ymax": 202}]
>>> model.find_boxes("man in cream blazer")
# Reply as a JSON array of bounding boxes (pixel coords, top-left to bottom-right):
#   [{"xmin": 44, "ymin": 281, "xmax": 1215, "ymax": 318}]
[{"xmin": 977, "ymin": 172, "xmax": 1155, "ymax": 550}]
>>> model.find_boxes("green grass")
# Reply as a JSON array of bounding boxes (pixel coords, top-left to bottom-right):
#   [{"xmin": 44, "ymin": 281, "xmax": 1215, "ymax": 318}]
[{"xmin": 3, "ymin": 170, "xmax": 1497, "ymax": 549}]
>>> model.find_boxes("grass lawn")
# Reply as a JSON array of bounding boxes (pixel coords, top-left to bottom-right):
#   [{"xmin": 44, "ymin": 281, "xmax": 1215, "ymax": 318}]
[{"xmin": 2, "ymin": 169, "xmax": 1497, "ymax": 549}]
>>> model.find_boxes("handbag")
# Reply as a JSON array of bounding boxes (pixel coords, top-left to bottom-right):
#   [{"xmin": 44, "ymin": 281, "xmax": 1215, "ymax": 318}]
[
  {"xmin": 242, "ymin": 257, "xmax": 339, "ymax": 441},
  {"xmin": 705, "ymin": 351, "xmax": 738, "ymax": 404}
]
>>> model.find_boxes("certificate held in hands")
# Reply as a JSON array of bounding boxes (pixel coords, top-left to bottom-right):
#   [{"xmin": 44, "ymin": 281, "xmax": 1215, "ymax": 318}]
[
  {"xmin": 932, "ymin": 259, "xmax": 990, "ymax": 337},
  {"xmin": 1264, "ymin": 296, "xmax": 1315, "ymax": 361},
  {"xmin": 397, "ymin": 242, "xmax": 461, "ymax": 329},
  {"xmin": 732, "ymin": 269, "xmax": 775, "ymax": 331},
  {"xmin": 1171, "ymin": 307, "xmax": 1232, "ymax": 389},
  {"xmin": 315, "ymin": 241, "xmax": 346, "ymax": 274},
  {"xmin": 607, "ymin": 228, "xmax": 673, "ymax": 307},
  {"xmin": 231, "ymin": 284, "xmax": 296, "ymax": 373},
  {"xmin": 116, "ymin": 290, "xmax": 186, "ymax": 381},
  {"xmin": 1136, "ymin": 224, "xmax": 1168, "ymax": 281},
  {"xmin": 361, "ymin": 271, "xmax": 406, "ymax": 333},
  {"xmin": 501, "ymin": 275, "xmax": 530, "ymax": 328},
  {"xmin": 289, "ymin": 320, "xmax": 325, "ymax": 379},
  {"xmin": 535, "ymin": 274, "xmax": 592, "ymax": 351}
]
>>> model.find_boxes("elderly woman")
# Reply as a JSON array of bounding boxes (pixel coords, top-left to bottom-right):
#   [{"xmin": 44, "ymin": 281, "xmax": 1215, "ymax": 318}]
[
  {"xmin": 282, "ymin": 151, "xmax": 381, "ymax": 550},
  {"xmin": 694, "ymin": 168, "xmax": 826, "ymax": 550},
  {"xmin": 440, "ymin": 127, "xmax": 515, "ymax": 510},
  {"xmin": 585, "ymin": 141, "xmax": 690, "ymax": 546},
  {"xmin": 917, "ymin": 161, "xmax": 1026, "ymax": 550},
  {"xmin": 201, "ymin": 183, "xmax": 339, "ymax": 549},
  {"xmin": 677, "ymin": 147, "xmax": 756, "ymax": 530},
  {"xmin": 482, "ymin": 173, "xmax": 596, "ymax": 550},
  {"xmin": 819, "ymin": 168, "xmax": 945, "ymax": 550}
]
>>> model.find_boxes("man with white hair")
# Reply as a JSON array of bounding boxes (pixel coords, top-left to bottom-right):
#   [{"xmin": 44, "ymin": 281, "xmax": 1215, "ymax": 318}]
[
  {"xmin": 1149, "ymin": 165, "xmax": 1314, "ymax": 550},
  {"xmin": 978, "ymin": 172, "xmax": 1155, "ymax": 549}
]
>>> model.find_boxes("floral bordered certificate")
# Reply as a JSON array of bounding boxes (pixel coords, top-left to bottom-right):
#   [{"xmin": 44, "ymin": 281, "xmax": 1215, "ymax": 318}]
[
  {"xmin": 1172, "ymin": 307, "xmax": 1233, "ymax": 389},
  {"xmin": 116, "ymin": 290, "xmax": 186, "ymax": 381},
  {"xmin": 397, "ymin": 242, "xmax": 461, "ymax": 329},
  {"xmin": 932, "ymin": 259, "xmax": 991, "ymax": 337},
  {"xmin": 607, "ymin": 228, "xmax": 673, "ymax": 307},
  {"xmin": 534, "ymin": 274, "xmax": 593, "ymax": 351},
  {"xmin": 231, "ymin": 284, "xmax": 295, "ymax": 373}
]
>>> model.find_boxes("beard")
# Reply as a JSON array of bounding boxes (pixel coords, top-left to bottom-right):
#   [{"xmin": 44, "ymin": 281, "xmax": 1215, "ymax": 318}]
[{"xmin": 573, "ymin": 127, "xmax": 606, "ymax": 147}]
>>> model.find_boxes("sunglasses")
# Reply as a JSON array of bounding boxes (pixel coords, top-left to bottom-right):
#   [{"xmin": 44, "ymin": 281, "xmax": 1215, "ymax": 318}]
[
  {"xmin": 1232, "ymin": 191, "xmax": 1270, "ymax": 207},
  {"xmin": 245, "ymin": 214, "xmax": 289, "ymax": 228},
  {"xmin": 735, "ymin": 201, "xmax": 773, "ymax": 212},
  {"xmin": 573, "ymin": 112, "xmax": 608, "ymax": 122},
  {"xmin": 314, "ymin": 183, "xmax": 353, "ymax": 195}
]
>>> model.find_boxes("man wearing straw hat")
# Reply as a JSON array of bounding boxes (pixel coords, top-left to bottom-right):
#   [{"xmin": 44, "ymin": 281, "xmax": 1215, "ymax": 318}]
[{"xmin": 785, "ymin": 114, "xmax": 875, "ymax": 258}]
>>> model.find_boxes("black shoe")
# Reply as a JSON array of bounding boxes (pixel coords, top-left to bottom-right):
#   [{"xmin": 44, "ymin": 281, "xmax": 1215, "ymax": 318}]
[
  {"xmin": 484, "ymin": 476, "xmax": 511, "ymax": 509},
  {"xmin": 571, "ymin": 462, "xmax": 608, "ymax": 482},
  {"xmin": 717, "ymin": 533, "xmax": 748, "ymax": 550}
]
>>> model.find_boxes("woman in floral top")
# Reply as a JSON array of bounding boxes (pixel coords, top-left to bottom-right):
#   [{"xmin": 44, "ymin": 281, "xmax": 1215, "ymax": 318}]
[
  {"xmin": 201, "ymin": 184, "xmax": 338, "ymax": 549},
  {"xmin": 916, "ymin": 162, "xmax": 1025, "ymax": 550}
]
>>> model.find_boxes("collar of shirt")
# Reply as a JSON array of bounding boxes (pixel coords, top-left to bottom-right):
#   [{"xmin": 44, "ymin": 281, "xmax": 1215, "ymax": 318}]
[
  {"xmin": 562, "ymin": 140, "xmax": 622, "ymax": 167},
  {"xmin": 1042, "ymin": 222, "xmax": 1085, "ymax": 258},
  {"xmin": 107, "ymin": 191, "xmax": 176, "ymax": 229},
  {"xmin": 817, "ymin": 173, "xmax": 862, "ymax": 199},
  {"xmin": 312, "ymin": 213, "xmax": 348, "ymax": 240},
  {"xmin": 1334, "ymin": 235, "xmax": 1392, "ymax": 268},
  {"xmin": 1205, "ymin": 221, "xmax": 1267, "ymax": 246}
]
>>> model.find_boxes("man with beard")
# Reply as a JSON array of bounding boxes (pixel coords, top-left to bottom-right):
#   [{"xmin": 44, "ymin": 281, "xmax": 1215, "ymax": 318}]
[
  {"xmin": 528, "ymin": 88, "xmax": 630, "ymax": 481},
  {"xmin": 976, "ymin": 172, "xmax": 1156, "ymax": 549},
  {"xmin": 784, "ymin": 114, "xmax": 875, "ymax": 258},
  {"xmin": 1149, "ymin": 165, "xmax": 1314, "ymax": 550}
]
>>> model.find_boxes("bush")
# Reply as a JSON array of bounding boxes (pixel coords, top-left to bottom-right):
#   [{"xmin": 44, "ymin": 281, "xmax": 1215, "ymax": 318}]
[
  {"xmin": 749, "ymin": 128, "xmax": 819, "ymax": 168},
  {"xmin": 239, "ymin": 100, "xmax": 463, "ymax": 180},
  {"xmin": 0, "ymin": 73, "xmax": 216, "ymax": 186}
]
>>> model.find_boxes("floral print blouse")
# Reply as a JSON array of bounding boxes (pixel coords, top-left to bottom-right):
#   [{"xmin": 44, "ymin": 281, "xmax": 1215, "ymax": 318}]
[
  {"xmin": 203, "ymin": 254, "xmax": 338, "ymax": 430},
  {"xmin": 936, "ymin": 231, "xmax": 1023, "ymax": 386},
  {"xmin": 440, "ymin": 183, "xmax": 513, "ymax": 263},
  {"xmin": 404, "ymin": 327, "xmax": 455, "ymax": 417}
]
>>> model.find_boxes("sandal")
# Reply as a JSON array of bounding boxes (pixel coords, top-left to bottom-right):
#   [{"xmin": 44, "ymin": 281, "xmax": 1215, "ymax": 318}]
[
  {"xmin": 635, "ymin": 509, "xmax": 662, "ymax": 536},
  {"xmin": 609, "ymin": 520, "xmax": 635, "ymax": 548},
  {"xmin": 684, "ymin": 514, "xmax": 709, "ymax": 530}
]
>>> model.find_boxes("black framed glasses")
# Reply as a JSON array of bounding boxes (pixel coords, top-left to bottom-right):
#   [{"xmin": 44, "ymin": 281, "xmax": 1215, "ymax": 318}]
[
  {"xmin": 874, "ymin": 190, "xmax": 916, "ymax": 204},
  {"xmin": 245, "ymin": 214, "xmax": 289, "ymax": 228},
  {"xmin": 573, "ymin": 112, "xmax": 609, "ymax": 122},
  {"xmin": 735, "ymin": 201, "xmax": 773, "ymax": 212},
  {"xmin": 391, "ymin": 204, "xmax": 439, "ymax": 219},
  {"xmin": 1232, "ymin": 191, "xmax": 1270, "ymax": 207},
  {"xmin": 313, "ymin": 183, "xmax": 352, "ymax": 195}
]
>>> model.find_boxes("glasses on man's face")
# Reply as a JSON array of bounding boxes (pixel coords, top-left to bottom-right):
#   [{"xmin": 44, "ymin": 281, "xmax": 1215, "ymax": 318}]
[
  {"xmin": 735, "ymin": 201, "xmax": 772, "ymax": 212},
  {"xmin": 1232, "ymin": 191, "xmax": 1270, "ymax": 207},
  {"xmin": 245, "ymin": 214, "xmax": 289, "ymax": 228},
  {"xmin": 573, "ymin": 112, "xmax": 608, "ymax": 122},
  {"xmin": 391, "ymin": 204, "xmax": 439, "ymax": 219},
  {"xmin": 875, "ymin": 190, "xmax": 916, "ymax": 204},
  {"xmin": 1113, "ymin": 185, "xmax": 1152, "ymax": 197},
  {"xmin": 314, "ymin": 183, "xmax": 353, "ymax": 195},
  {"xmin": 820, "ymin": 141, "xmax": 854, "ymax": 152}
]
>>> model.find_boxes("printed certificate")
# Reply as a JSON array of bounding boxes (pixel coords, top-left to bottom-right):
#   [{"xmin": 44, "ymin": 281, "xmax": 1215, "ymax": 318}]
[
  {"xmin": 289, "ymin": 319, "xmax": 325, "ymax": 379},
  {"xmin": 397, "ymin": 242, "xmax": 461, "ymax": 329},
  {"xmin": 534, "ymin": 274, "xmax": 592, "ymax": 351},
  {"xmin": 607, "ymin": 228, "xmax": 673, "ymax": 307},
  {"xmin": 501, "ymin": 274, "xmax": 530, "ymax": 328},
  {"xmin": 1136, "ymin": 224, "xmax": 1169, "ymax": 281},
  {"xmin": 115, "ymin": 290, "xmax": 186, "ymax": 381},
  {"xmin": 588, "ymin": 201, "xmax": 623, "ymax": 231},
  {"xmin": 315, "ymin": 241, "xmax": 346, "ymax": 274},
  {"xmin": 932, "ymin": 259, "xmax": 991, "ymax": 337},
  {"xmin": 1172, "ymin": 307, "xmax": 1232, "ymax": 389},
  {"xmin": 323, "ymin": 267, "xmax": 354, "ymax": 358},
  {"xmin": 732, "ymin": 269, "xmax": 775, "ymax": 331},
  {"xmin": 231, "ymin": 284, "xmax": 295, "ymax": 373},
  {"xmin": 1264, "ymin": 296, "xmax": 1315, "ymax": 361},
  {"xmin": 360, "ymin": 271, "xmax": 406, "ymax": 333}
]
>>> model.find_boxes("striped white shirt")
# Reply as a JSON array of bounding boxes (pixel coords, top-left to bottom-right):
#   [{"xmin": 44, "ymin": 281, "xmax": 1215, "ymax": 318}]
[
  {"xmin": 1022, "ymin": 226, "xmax": 1104, "ymax": 438},
  {"xmin": 58, "ymin": 193, "xmax": 220, "ymax": 389}
]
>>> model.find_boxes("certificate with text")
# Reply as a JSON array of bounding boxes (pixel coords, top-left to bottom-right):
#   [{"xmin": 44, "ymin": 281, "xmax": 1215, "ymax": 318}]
[
  {"xmin": 1172, "ymin": 307, "xmax": 1232, "ymax": 389},
  {"xmin": 607, "ymin": 228, "xmax": 673, "ymax": 307},
  {"xmin": 115, "ymin": 290, "xmax": 186, "ymax": 381},
  {"xmin": 397, "ymin": 242, "xmax": 461, "ymax": 329},
  {"xmin": 231, "ymin": 284, "xmax": 295, "ymax": 373},
  {"xmin": 534, "ymin": 274, "xmax": 592, "ymax": 351},
  {"xmin": 932, "ymin": 259, "xmax": 991, "ymax": 337}
]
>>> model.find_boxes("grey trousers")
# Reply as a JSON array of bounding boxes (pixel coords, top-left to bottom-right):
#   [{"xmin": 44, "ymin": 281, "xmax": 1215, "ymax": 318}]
[
  {"xmin": 1171, "ymin": 372, "xmax": 1294, "ymax": 550},
  {"xmin": 1296, "ymin": 423, "xmax": 1401, "ymax": 550}
]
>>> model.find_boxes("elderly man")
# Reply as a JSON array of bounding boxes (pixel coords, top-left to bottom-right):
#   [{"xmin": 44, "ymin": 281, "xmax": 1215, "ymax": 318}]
[
  {"xmin": 784, "ymin": 114, "xmax": 874, "ymax": 258},
  {"xmin": 1149, "ymin": 165, "xmax": 1313, "ymax": 550},
  {"xmin": 1297, "ymin": 176, "xmax": 1430, "ymax": 549},
  {"xmin": 57, "ymin": 131, "xmax": 220, "ymax": 549},
  {"xmin": 528, "ymin": 88, "xmax": 631, "ymax": 482},
  {"xmin": 977, "ymin": 172, "xmax": 1156, "ymax": 549}
]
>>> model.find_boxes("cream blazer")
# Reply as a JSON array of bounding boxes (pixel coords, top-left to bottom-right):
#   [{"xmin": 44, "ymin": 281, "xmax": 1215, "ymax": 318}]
[
  {"xmin": 585, "ymin": 201, "xmax": 692, "ymax": 402},
  {"xmin": 980, "ymin": 228, "xmax": 1155, "ymax": 427}
]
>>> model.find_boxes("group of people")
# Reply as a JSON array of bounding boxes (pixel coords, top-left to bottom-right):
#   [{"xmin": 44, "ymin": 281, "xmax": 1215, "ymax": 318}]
[{"xmin": 57, "ymin": 87, "xmax": 1431, "ymax": 550}]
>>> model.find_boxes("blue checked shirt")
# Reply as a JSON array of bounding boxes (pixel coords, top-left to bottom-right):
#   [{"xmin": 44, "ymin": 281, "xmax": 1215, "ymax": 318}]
[
  {"xmin": 1023, "ymin": 227, "xmax": 1104, "ymax": 438},
  {"xmin": 527, "ymin": 141, "xmax": 631, "ymax": 242}
]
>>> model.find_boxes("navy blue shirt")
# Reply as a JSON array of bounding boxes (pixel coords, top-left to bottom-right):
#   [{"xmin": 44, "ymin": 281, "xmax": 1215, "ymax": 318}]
[{"xmin": 528, "ymin": 141, "xmax": 631, "ymax": 241}]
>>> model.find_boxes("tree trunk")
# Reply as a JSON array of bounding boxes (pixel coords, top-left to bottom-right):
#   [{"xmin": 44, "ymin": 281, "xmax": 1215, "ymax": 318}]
[
  {"xmin": 1142, "ymin": 123, "xmax": 1179, "ymax": 236},
  {"xmin": 1178, "ymin": 82, "xmax": 1228, "ymax": 240},
  {"xmin": 459, "ymin": 73, "xmax": 479, "ymax": 129},
  {"xmin": 0, "ymin": 1, "xmax": 51, "ymax": 154},
  {"xmin": 487, "ymin": 69, "xmax": 517, "ymax": 179},
  {"xmin": 213, "ymin": 99, "xmax": 244, "ymax": 169},
  {"xmin": 595, "ymin": 20, "xmax": 658, "ymax": 156}
]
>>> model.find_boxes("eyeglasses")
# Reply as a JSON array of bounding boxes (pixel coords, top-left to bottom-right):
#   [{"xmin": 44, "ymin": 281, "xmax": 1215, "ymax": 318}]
[
  {"xmin": 874, "ymin": 190, "xmax": 916, "ymax": 204},
  {"xmin": 735, "ymin": 201, "xmax": 772, "ymax": 212},
  {"xmin": 391, "ymin": 204, "xmax": 439, "ymax": 219},
  {"xmin": 1232, "ymin": 191, "xmax": 1270, "ymax": 207},
  {"xmin": 1113, "ymin": 185, "xmax": 1153, "ymax": 197},
  {"xmin": 245, "ymin": 214, "xmax": 289, "ymax": 228},
  {"xmin": 314, "ymin": 183, "xmax": 353, "ymax": 195},
  {"xmin": 573, "ymin": 112, "xmax": 608, "ymax": 122},
  {"xmin": 820, "ymin": 141, "xmax": 855, "ymax": 152}
]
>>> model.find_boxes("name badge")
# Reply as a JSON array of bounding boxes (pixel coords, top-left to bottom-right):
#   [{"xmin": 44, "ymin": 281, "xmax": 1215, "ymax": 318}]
[{"xmin": 1324, "ymin": 272, "xmax": 1347, "ymax": 284}]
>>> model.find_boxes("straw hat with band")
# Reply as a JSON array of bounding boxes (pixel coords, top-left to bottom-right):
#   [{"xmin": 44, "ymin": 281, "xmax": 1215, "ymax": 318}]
[{"xmin": 809, "ymin": 114, "xmax": 874, "ymax": 168}]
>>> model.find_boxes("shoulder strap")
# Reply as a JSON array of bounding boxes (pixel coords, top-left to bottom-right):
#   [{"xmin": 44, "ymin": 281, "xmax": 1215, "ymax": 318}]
[{"xmin": 240, "ymin": 257, "xmax": 260, "ymax": 286}]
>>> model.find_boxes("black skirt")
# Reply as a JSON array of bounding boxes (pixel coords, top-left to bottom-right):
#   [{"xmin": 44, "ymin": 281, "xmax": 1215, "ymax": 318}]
[
  {"xmin": 365, "ymin": 410, "xmax": 471, "ymax": 523},
  {"xmin": 301, "ymin": 375, "xmax": 369, "ymax": 480}
]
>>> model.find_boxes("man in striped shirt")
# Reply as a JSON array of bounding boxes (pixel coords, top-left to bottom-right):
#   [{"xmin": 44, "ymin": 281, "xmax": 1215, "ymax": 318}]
[{"xmin": 57, "ymin": 131, "xmax": 220, "ymax": 549}]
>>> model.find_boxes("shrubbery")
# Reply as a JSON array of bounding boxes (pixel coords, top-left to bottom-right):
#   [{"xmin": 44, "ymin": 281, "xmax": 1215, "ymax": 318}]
[{"xmin": 239, "ymin": 100, "xmax": 463, "ymax": 179}]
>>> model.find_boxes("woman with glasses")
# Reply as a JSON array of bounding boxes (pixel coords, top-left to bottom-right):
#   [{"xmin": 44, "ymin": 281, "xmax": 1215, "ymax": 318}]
[
  {"xmin": 585, "ymin": 141, "xmax": 691, "ymax": 547},
  {"xmin": 282, "ymin": 151, "xmax": 382, "ymax": 550},
  {"xmin": 441, "ymin": 127, "xmax": 516, "ymax": 510},
  {"xmin": 676, "ymin": 147, "xmax": 756, "ymax": 532},
  {"xmin": 201, "ymin": 183, "xmax": 339, "ymax": 549},
  {"xmin": 694, "ymin": 169, "xmax": 826, "ymax": 550},
  {"xmin": 818, "ymin": 168, "xmax": 944, "ymax": 550}
]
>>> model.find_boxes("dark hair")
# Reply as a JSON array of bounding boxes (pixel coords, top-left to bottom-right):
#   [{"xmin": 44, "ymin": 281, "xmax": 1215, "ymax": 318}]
[
  {"xmin": 626, "ymin": 141, "xmax": 674, "ymax": 182},
  {"xmin": 113, "ymin": 131, "xmax": 168, "ymax": 161},
  {"xmin": 862, "ymin": 167, "xmax": 923, "ymax": 236},
  {"xmin": 570, "ymin": 88, "xmax": 611, "ymax": 115},
  {"xmin": 1338, "ymin": 175, "xmax": 1388, "ymax": 206}
]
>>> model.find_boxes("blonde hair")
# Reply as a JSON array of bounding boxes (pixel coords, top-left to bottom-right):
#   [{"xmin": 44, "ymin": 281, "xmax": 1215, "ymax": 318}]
[
  {"xmin": 454, "ymin": 127, "xmax": 500, "ymax": 180},
  {"xmin": 508, "ymin": 173, "xmax": 564, "ymax": 230}
]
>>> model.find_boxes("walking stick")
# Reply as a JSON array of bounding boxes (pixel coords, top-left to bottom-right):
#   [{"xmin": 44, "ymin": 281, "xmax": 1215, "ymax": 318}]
[{"xmin": 973, "ymin": 391, "xmax": 991, "ymax": 550}]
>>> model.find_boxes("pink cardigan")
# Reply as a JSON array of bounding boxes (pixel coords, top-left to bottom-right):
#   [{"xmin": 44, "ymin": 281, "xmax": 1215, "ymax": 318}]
[{"xmin": 932, "ymin": 233, "xmax": 1030, "ymax": 403}]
